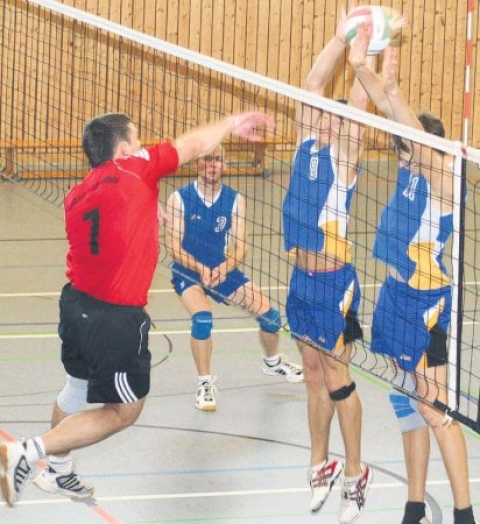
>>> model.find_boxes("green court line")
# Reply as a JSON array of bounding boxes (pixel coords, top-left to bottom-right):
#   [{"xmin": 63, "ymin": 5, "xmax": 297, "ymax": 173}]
[{"xmin": 125, "ymin": 506, "xmax": 406, "ymax": 524}]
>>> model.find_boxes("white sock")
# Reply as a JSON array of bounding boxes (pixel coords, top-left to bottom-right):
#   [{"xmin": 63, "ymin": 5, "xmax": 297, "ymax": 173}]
[
  {"xmin": 311, "ymin": 458, "xmax": 328, "ymax": 472},
  {"xmin": 345, "ymin": 467, "xmax": 363, "ymax": 483},
  {"xmin": 48, "ymin": 453, "xmax": 73, "ymax": 474},
  {"xmin": 24, "ymin": 437, "xmax": 46, "ymax": 466},
  {"xmin": 263, "ymin": 355, "xmax": 281, "ymax": 367},
  {"xmin": 198, "ymin": 375, "xmax": 211, "ymax": 385}
]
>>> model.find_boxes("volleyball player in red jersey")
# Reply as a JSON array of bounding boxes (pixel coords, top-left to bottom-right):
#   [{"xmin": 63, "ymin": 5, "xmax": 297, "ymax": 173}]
[{"xmin": 0, "ymin": 110, "xmax": 274, "ymax": 507}]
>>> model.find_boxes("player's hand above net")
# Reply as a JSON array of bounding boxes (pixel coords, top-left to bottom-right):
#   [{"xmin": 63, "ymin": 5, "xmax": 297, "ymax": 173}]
[{"xmin": 230, "ymin": 112, "xmax": 275, "ymax": 141}]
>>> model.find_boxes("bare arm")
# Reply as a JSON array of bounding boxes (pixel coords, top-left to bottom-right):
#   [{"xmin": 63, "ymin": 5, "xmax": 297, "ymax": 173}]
[
  {"xmin": 174, "ymin": 112, "xmax": 274, "ymax": 165},
  {"xmin": 210, "ymin": 193, "xmax": 248, "ymax": 287},
  {"xmin": 335, "ymin": 66, "xmax": 372, "ymax": 185},
  {"xmin": 381, "ymin": 47, "xmax": 452, "ymax": 203},
  {"xmin": 165, "ymin": 191, "xmax": 213, "ymax": 285},
  {"xmin": 296, "ymin": 12, "xmax": 349, "ymax": 141},
  {"xmin": 226, "ymin": 193, "xmax": 248, "ymax": 270},
  {"xmin": 348, "ymin": 24, "xmax": 393, "ymax": 116}
]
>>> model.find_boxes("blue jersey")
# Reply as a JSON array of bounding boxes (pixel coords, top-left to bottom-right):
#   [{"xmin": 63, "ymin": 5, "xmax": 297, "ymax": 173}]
[
  {"xmin": 373, "ymin": 166, "xmax": 453, "ymax": 290},
  {"xmin": 282, "ymin": 139, "xmax": 357, "ymax": 263},
  {"xmin": 174, "ymin": 181, "xmax": 238, "ymax": 269}
]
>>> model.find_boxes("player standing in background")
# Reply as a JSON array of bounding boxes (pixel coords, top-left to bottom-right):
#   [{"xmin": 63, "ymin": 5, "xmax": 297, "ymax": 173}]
[
  {"xmin": 0, "ymin": 110, "xmax": 274, "ymax": 507},
  {"xmin": 282, "ymin": 12, "xmax": 373, "ymax": 524},
  {"xmin": 166, "ymin": 144, "xmax": 303, "ymax": 411},
  {"xmin": 349, "ymin": 23, "xmax": 478, "ymax": 524}
]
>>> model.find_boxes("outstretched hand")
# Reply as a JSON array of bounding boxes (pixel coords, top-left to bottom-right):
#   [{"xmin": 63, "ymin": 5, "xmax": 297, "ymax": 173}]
[
  {"xmin": 335, "ymin": 6, "xmax": 349, "ymax": 44},
  {"xmin": 387, "ymin": 11, "xmax": 407, "ymax": 43},
  {"xmin": 230, "ymin": 112, "xmax": 275, "ymax": 141},
  {"xmin": 347, "ymin": 22, "xmax": 371, "ymax": 70}
]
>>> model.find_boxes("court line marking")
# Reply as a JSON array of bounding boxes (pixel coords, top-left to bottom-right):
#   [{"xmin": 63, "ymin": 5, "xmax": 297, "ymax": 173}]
[{"xmin": 1, "ymin": 477, "xmax": 479, "ymax": 507}]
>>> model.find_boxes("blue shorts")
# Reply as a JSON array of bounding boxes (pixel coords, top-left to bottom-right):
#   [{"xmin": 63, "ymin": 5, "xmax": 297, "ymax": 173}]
[
  {"xmin": 286, "ymin": 264, "xmax": 362, "ymax": 351},
  {"xmin": 371, "ymin": 276, "xmax": 451, "ymax": 372},
  {"xmin": 171, "ymin": 263, "xmax": 249, "ymax": 304}
]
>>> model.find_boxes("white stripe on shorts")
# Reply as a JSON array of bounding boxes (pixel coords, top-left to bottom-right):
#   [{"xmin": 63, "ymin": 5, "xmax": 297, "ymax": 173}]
[{"xmin": 114, "ymin": 372, "xmax": 138, "ymax": 403}]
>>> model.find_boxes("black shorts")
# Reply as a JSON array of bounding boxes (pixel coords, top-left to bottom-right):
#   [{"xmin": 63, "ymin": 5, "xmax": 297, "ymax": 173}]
[{"xmin": 59, "ymin": 283, "xmax": 151, "ymax": 404}]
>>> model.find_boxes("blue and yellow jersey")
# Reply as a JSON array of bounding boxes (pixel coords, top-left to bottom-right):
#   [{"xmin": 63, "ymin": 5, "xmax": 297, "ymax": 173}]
[
  {"xmin": 373, "ymin": 166, "xmax": 453, "ymax": 290},
  {"xmin": 174, "ymin": 181, "xmax": 238, "ymax": 269},
  {"xmin": 282, "ymin": 138, "xmax": 358, "ymax": 262}
]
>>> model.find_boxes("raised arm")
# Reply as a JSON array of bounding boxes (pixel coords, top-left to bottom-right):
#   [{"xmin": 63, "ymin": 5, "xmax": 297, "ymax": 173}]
[
  {"xmin": 381, "ymin": 47, "xmax": 452, "ymax": 203},
  {"xmin": 296, "ymin": 13, "xmax": 349, "ymax": 140},
  {"xmin": 174, "ymin": 112, "xmax": 274, "ymax": 166},
  {"xmin": 348, "ymin": 24, "xmax": 393, "ymax": 117}
]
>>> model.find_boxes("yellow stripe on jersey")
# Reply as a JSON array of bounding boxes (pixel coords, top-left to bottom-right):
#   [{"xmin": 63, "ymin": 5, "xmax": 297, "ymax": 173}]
[{"xmin": 407, "ymin": 241, "xmax": 451, "ymax": 290}]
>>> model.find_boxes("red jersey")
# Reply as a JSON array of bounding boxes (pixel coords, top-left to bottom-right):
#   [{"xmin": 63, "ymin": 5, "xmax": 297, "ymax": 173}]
[{"xmin": 64, "ymin": 142, "xmax": 179, "ymax": 306}]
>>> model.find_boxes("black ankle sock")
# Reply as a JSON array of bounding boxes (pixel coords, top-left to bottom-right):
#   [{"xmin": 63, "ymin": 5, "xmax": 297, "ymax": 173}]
[
  {"xmin": 454, "ymin": 506, "xmax": 475, "ymax": 524},
  {"xmin": 402, "ymin": 501, "xmax": 426, "ymax": 524}
]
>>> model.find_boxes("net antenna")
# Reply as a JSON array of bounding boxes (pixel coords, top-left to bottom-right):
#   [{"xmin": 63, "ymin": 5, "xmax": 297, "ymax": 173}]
[{"xmin": 3, "ymin": 0, "xmax": 480, "ymax": 433}]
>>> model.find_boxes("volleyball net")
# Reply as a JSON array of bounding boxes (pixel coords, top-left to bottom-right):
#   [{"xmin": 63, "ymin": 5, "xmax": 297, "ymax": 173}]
[{"xmin": 1, "ymin": 0, "xmax": 479, "ymax": 433}]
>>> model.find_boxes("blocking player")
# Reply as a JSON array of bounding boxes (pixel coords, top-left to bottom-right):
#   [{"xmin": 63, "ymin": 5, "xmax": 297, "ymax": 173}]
[
  {"xmin": 282, "ymin": 13, "xmax": 373, "ymax": 524},
  {"xmin": 349, "ymin": 23, "xmax": 478, "ymax": 524}
]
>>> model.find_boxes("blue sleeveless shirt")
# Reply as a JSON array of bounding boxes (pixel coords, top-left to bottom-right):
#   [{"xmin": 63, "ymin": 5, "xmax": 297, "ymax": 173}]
[
  {"xmin": 282, "ymin": 139, "xmax": 357, "ymax": 262},
  {"xmin": 373, "ymin": 166, "xmax": 453, "ymax": 290},
  {"xmin": 175, "ymin": 182, "xmax": 238, "ymax": 269}
]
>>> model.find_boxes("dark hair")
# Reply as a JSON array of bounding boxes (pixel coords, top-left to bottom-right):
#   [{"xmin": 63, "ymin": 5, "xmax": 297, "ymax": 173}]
[
  {"xmin": 391, "ymin": 112, "xmax": 445, "ymax": 157},
  {"xmin": 82, "ymin": 113, "xmax": 134, "ymax": 168}
]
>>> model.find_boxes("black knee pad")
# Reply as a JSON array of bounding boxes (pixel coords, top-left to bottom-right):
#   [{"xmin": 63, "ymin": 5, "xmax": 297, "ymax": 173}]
[{"xmin": 329, "ymin": 382, "xmax": 356, "ymax": 401}]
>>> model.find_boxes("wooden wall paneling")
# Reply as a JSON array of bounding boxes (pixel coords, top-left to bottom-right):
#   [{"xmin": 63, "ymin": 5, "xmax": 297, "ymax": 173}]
[
  {"xmin": 3, "ymin": 0, "xmax": 480, "ymax": 147},
  {"xmin": 255, "ymin": 0, "xmax": 271, "ymax": 77},
  {"xmin": 264, "ymin": 0, "xmax": 281, "ymax": 81},
  {"xmin": 245, "ymin": 0, "xmax": 259, "ymax": 74},
  {"xmin": 444, "ymin": 0, "xmax": 465, "ymax": 141}
]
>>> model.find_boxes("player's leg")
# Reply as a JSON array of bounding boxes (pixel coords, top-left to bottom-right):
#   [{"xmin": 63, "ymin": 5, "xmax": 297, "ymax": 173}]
[
  {"xmin": 0, "ymin": 400, "xmax": 144, "ymax": 506},
  {"xmin": 322, "ymin": 344, "xmax": 372, "ymax": 524},
  {"xmin": 415, "ymin": 364, "xmax": 476, "ymax": 524},
  {"xmin": 318, "ymin": 267, "xmax": 371, "ymax": 524},
  {"xmin": 180, "ymin": 285, "xmax": 217, "ymax": 411},
  {"xmin": 322, "ymin": 342, "xmax": 362, "ymax": 476},
  {"xmin": 389, "ymin": 370, "xmax": 430, "ymax": 524},
  {"xmin": 228, "ymin": 279, "xmax": 303, "ymax": 382},
  {"xmin": 33, "ymin": 283, "xmax": 150, "ymax": 501},
  {"xmin": 297, "ymin": 338, "xmax": 339, "ymax": 512},
  {"xmin": 401, "ymin": 427, "xmax": 431, "ymax": 524},
  {"xmin": 34, "ymin": 375, "xmax": 94, "ymax": 499}
]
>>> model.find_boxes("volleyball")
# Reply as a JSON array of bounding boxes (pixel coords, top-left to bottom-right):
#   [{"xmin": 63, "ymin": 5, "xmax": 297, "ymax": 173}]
[{"xmin": 345, "ymin": 6, "xmax": 394, "ymax": 55}]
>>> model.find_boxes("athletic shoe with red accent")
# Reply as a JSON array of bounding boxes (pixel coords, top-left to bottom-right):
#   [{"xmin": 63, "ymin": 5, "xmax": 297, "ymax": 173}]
[
  {"xmin": 308, "ymin": 458, "xmax": 343, "ymax": 512},
  {"xmin": 338, "ymin": 464, "xmax": 373, "ymax": 524}
]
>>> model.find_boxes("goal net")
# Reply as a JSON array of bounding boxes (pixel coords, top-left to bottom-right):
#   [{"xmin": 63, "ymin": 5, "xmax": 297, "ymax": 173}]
[{"xmin": 1, "ymin": 0, "xmax": 479, "ymax": 433}]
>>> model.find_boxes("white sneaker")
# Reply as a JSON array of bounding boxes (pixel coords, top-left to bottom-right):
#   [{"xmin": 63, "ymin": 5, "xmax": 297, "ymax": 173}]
[
  {"xmin": 262, "ymin": 354, "xmax": 303, "ymax": 383},
  {"xmin": 196, "ymin": 377, "xmax": 218, "ymax": 411},
  {"xmin": 338, "ymin": 464, "xmax": 373, "ymax": 524},
  {"xmin": 0, "ymin": 441, "xmax": 33, "ymax": 506},
  {"xmin": 308, "ymin": 458, "xmax": 343, "ymax": 512},
  {"xmin": 34, "ymin": 466, "xmax": 94, "ymax": 499}
]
